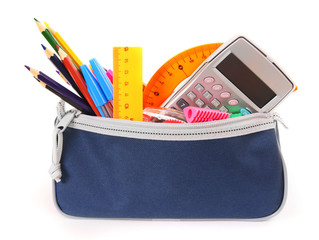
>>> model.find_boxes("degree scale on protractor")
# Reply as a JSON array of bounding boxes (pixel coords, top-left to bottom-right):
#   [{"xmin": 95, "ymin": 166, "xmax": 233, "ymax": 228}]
[{"xmin": 143, "ymin": 43, "xmax": 223, "ymax": 108}]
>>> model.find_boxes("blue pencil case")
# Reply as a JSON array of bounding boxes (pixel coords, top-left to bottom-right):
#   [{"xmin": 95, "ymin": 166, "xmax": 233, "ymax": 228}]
[{"xmin": 50, "ymin": 101, "xmax": 287, "ymax": 220}]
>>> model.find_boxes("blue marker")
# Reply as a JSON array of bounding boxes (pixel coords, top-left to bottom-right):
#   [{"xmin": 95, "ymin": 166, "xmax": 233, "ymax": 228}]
[
  {"xmin": 80, "ymin": 65, "xmax": 112, "ymax": 117},
  {"xmin": 89, "ymin": 58, "xmax": 113, "ymax": 101}
]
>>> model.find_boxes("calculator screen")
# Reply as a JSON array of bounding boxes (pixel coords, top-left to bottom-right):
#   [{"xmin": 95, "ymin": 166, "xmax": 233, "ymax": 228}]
[{"xmin": 216, "ymin": 53, "xmax": 276, "ymax": 108}]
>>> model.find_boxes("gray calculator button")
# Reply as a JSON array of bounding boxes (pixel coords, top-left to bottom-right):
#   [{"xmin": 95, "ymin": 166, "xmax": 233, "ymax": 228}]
[
  {"xmin": 211, "ymin": 98, "xmax": 221, "ymax": 107},
  {"xmin": 195, "ymin": 83, "xmax": 205, "ymax": 93},
  {"xmin": 219, "ymin": 106, "xmax": 229, "ymax": 112},
  {"xmin": 203, "ymin": 90, "xmax": 213, "ymax": 100},
  {"xmin": 195, "ymin": 98, "xmax": 205, "ymax": 108},
  {"xmin": 186, "ymin": 91, "xmax": 197, "ymax": 100},
  {"xmin": 176, "ymin": 98, "xmax": 189, "ymax": 110}
]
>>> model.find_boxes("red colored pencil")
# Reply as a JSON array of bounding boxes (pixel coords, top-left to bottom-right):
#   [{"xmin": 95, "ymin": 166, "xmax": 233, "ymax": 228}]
[{"xmin": 57, "ymin": 45, "xmax": 101, "ymax": 116}]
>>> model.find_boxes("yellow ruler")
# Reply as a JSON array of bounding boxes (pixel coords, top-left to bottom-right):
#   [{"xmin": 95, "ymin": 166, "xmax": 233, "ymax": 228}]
[
  {"xmin": 143, "ymin": 43, "xmax": 223, "ymax": 108},
  {"xmin": 113, "ymin": 47, "xmax": 143, "ymax": 121}
]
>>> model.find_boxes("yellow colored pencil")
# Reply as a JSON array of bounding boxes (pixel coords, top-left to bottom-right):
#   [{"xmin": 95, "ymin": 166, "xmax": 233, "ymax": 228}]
[{"xmin": 44, "ymin": 21, "xmax": 83, "ymax": 70}]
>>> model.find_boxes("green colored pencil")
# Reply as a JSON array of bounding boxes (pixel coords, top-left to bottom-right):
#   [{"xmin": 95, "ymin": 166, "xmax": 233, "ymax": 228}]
[{"xmin": 34, "ymin": 18, "xmax": 61, "ymax": 54}]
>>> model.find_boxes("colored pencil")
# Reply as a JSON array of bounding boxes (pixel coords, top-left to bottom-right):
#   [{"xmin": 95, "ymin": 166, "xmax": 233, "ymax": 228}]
[
  {"xmin": 34, "ymin": 18, "xmax": 61, "ymax": 54},
  {"xmin": 25, "ymin": 66, "xmax": 95, "ymax": 115},
  {"xmin": 57, "ymin": 46, "xmax": 101, "ymax": 116},
  {"xmin": 56, "ymin": 70, "xmax": 70, "ymax": 85},
  {"xmin": 44, "ymin": 21, "xmax": 83, "ymax": 70},
  {"xmin": 41, "ymin": 44, "xmax": 84, "ymax": 99}
]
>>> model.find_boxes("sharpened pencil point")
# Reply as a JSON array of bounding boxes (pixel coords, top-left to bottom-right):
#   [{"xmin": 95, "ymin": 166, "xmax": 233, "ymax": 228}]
[
  {"xmin": 34, "ymin": 18, "xmax": 39, "ymax": 22},
  {"xmin": 44, "ymin": 21, "xmax": 48, "ymax": 27},
  {"xmin": 41, "ymin": 44, "xmax": 46, "ymax": 50},
  {"xmin": 24, "ymin": 65, "xmax": 30, "ymax": 71}
]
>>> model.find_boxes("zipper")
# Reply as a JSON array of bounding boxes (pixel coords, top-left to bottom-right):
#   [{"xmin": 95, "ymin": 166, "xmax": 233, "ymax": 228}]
[
  {"xmin": 73, "ymin": 111, "xmax": 275, "ymax": 128},
  {"xmin": 66, "ymin": 111, "xmax": 279, "ymax": 140}
]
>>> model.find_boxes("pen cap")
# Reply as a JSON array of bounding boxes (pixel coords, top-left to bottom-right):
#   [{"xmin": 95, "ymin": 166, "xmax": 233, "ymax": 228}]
[
  {"xmin": 106, "ymin": 69, "xmax": 113, "ymax": 84},
  {"xmin": 80, "ymin": 65, "xmax": 108, "ymax": 107},
  {"xmin": 89, "ymin": 58, "xmax": 113, "ymax": 101}
]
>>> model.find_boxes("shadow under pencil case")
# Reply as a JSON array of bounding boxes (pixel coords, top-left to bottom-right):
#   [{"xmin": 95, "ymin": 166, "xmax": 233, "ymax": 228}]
[{"xmin": 50, "ymin": 101, "xmax": 287, "ymax": 220}]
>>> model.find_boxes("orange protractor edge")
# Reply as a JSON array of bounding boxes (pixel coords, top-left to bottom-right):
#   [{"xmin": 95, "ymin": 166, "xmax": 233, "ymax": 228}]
[{"xmin": 143, "ymin": 43, "xmax": 223, "ymax": 108}]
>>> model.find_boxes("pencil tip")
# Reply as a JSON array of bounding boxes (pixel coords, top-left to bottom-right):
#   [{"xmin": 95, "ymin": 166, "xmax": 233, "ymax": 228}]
[
  {"xmin": 44, "ymin": 21, "xmax": 48, "ymax": 27},
  {"xmin": 24, "ymin": 65, "xmax": 30, "ymax": 71},
  {"xmin": 34, "ymin": 18, "xmax": 39, "ymax": 22},
  {"xmin": 41, "ymin": 44, "xmax": 46, "ymax": 50}
]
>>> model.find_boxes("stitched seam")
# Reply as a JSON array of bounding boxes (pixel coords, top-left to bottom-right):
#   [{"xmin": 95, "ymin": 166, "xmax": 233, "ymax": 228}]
[{"xmin": 69, "ymin": 120, "xmax": 274, "ymax": 136}]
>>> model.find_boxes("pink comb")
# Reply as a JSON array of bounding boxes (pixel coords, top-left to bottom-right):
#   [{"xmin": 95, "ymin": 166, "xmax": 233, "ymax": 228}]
[{"xmin": 183, "ymin": 106, "xmax": 230, "ymax": 123}]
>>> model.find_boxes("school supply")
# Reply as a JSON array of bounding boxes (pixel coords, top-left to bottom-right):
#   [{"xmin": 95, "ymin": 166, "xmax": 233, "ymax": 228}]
[
  {"xmin": 57, "ymin": 46, "xmax": 101, "ymax": 116},
  {"xmin": 41, "ymin": 44, "xmax": 84, "ymax": 99},
  {"xmin": 143, "ymin": 107, "xmax": 186, "ymax": 123},
  {"xmin": 34, "ymin": 18, "xmax": 61, "ymax": 54},
  {"xmin": 143, "ymin": 43, "xmax": 223, "ymax": 108},
  {"xmin": 26, "ymin": 18, "xmax": 294, "ymax": 220},
  {"xmin": 25, "ymin": 66, "xmax": 94, "ymax": 115},
  {"xmin": 162, "ymin": 36, "xmax": 296, "ymax": 114},
  {"xmin": 183, "ymin": 106, "xmax": 230, "ymax": 123},
  {"xmin": 80, "ymin": 65, "xmax": 112, "ymax": 118},
  {"xmin": 106, "ymin": 69, "xmax": 113, "ymax": 83},
  {"xmin": 113, "ymin": 47, "xmax": 143, "ymax": 121},
  {"xmin": 45, "ymin": 21, "xmax": 83, "ymax": 70},
  {"xmin": 89, "ymin": 58, "xmax": 113, "ymax": 101},
  {"xmin": 51, "ymin": 101, "xmax": 287, "ymax": 219},
  {"xmin": 56, "ymin": 70, "xmax": 70, "ymax": 85}
]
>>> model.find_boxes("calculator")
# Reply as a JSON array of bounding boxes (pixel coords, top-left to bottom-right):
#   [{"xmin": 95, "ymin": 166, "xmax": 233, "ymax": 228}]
[{"xmin": 161, "ymin": 36, "xmax": 295, "ymax": 114}]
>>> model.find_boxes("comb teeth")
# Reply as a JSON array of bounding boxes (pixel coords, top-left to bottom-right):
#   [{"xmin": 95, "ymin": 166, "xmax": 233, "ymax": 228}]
[
  {"xmin": 183, "ymin": 106, "xmax": 230, "ymax": 123},
  {"xmin": 162, "ymin": 119, "xmax": 184, "ymax": 123}
]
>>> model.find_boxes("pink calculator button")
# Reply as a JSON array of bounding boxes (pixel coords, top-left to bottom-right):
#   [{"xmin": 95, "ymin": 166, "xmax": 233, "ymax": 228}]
[
  {"xmin": 228, "ymin": 99, "xmax": 239, "ymax": 105},
  {"xmin": 212, "ymin": 84, "xmax": 223, "ymax": 91},
  {"xmin": 204, "ymin": 77, "xmax": 215, "ymax": 84},
  {"xmin": 220, "ymin": 92, "xmax": 231, "ymax": 98}
]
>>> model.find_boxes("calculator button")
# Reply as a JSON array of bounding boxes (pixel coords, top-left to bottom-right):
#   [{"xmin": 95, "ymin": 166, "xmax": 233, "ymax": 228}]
[
  {"xmin": 212, "ymin": 84, "xmax": 223, "ymax": 91},
  {"xmin": 220, "ymin": 91, "xmax": 231, "ymax": 99},
  {"xmin": 195, "ymin": 98, "xmax": 205, "ymax": 108},
  {"xmin": 228, "ymin": 99, "xmax": 239, "ymax": 105},
  {"xmin": 195, "ymin": 83, "xmax": 205, "ymax": 93},
  {"xmin": 203, "ymin": 77, "xmax": 215, "ymax": 84},
  {"xmin": 211, "ymin": 98, "xmax": 221, "ymax": 107},
  {"xmin": 240, "ymin": 108, "xmax": 251, "ymax": 115},
  {"xmin": 187, "ymin": 91, "xmax": 197, "ymax": 100},
  {"xmin": 219, "ymin": 106, "xmax": 229, "ymax": 112},
  {"xmin": 176, "ymin": 98, "xmax": 189, "ymax": 110},
  {"xmin": 204, "ymin": 105, "xmax": 211, "ymax": 109},
  {"xmin": 203, "ymin": 90, "xmax": 213, "ymax": 100}
]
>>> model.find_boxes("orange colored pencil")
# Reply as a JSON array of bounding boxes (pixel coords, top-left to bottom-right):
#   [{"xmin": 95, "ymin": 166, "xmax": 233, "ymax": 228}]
[{"xmin": 57, "ymin": 46, "xmax": 101, "ymax": 116}]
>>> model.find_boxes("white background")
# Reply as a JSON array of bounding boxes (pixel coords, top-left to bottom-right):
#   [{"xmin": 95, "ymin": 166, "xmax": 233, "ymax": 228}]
[{"xmin": 1, "ymin": 0, "xmax": 318, "ymax": 239}]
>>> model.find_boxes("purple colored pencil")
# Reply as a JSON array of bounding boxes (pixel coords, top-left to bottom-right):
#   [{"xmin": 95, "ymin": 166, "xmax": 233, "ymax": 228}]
[
  {"xmin": 41, "ymin": 44, "xmax": 84, "ymax": 99},
  {"xmin": 25, "ymin": 65, "xmax": 94, "ymax": 115}
]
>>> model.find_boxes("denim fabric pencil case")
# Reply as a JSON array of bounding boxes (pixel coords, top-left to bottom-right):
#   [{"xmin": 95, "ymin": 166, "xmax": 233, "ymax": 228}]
[{"xmin": 50, "ymin": 101, "xmax": 287, "ymax": 220}]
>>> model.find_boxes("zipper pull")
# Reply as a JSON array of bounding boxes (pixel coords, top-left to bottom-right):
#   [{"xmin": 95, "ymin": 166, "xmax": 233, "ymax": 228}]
[{"xmin": 49, "ymin": 110, "xmax": 77, "ymax": 183}]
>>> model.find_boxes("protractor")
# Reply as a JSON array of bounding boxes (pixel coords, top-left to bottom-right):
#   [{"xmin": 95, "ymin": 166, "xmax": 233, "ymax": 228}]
[{"xmin": 143, "ymin": 43, "xmax": 223, "ymax": 108}]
